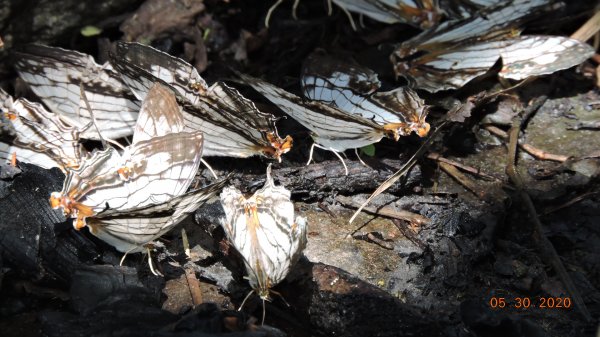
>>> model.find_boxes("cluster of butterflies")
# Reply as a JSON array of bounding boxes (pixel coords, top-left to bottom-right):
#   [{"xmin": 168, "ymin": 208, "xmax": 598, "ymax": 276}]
[{"xmin": 0, "ymin": 0, "xmax": 595, "ymax": 313}]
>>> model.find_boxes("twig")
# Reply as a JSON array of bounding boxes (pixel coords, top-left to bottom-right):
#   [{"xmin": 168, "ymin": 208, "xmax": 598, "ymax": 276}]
[
  {"xmin": 437, "ymin": 161, "xmax": 493, "ymax": 201},
  {"xmin": 505, "ymin": 116, "xmax": 591, "ymax": 321},
  {"xmin": 351, "ymin": 232, "xmax": 394, "ymax": 250},
  {"xmin": 541, "ymin": 191, "xmax": 600, "ymax": 216},
  {"xmin": 348, "ymin": 120, "xmax": 448, "ymax": 223},
  {"xmin": 427, "ymin": 152, "xmax": 500, "ymax": 182},
  {"xmin": 392, "ymin": 219, "xmax": 429, "ymax": 252},
  {"xmin": 184, "ymin": 268, "xmax": 203, "ymax": 307},
  {"xmin": 337, "ymin": 195, "xmax": 431, "ymax": 226},
  {"xmin": 485, "ymin": 125, "xmax": 570, "ymax": 162},
  {"xmin": 571, "ymin": 10, "xmax": 600, "ymax": 42}
]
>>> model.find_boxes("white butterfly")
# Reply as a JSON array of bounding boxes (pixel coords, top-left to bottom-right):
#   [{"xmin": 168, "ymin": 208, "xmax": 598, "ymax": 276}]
[
  {"xmin": 391, "ymin": 0, "xmax": 593, "ymax": 92},
  {"xmin": 14, "ymin": 44, "xmax": 140, "ymax": 139},
  {"xmin": 110, "ymin": 42, "xmax": 293, "ymax": 161},
  {"xmin": 85, "ymin": 178, "xmax": 228, "ymax": 253},
  {"xmin": 0, "ymin": 89, "xmax": 85, "ymax": 170},
  {"xmin": 238, "ymin": 72, "xmax": 393, "ymax": 173},
  {"xmin": 50, "ymin": 83, "xmax": 204, "ymax": 234},
  {"xmin": 301, "ymin": 51, "xmax": 430, "ymax": 139},
  {"xmin": 220, "ymin": 165, "xmax": 307, "ymax": 302},
  {"xmin": 330, "ymin": 0, "xmax": 442, "ymax": 28}
]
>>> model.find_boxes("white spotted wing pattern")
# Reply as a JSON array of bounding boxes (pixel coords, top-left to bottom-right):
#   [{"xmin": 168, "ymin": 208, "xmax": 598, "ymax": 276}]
[{"xmin": 220, "ymin": 165, "xmax": 307, "ymax": 300}]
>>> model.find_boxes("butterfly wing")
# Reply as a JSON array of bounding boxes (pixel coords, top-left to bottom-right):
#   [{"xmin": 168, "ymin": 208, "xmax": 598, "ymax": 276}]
[
  {"xmin": 132, "ymin": 82, "xmax": 185, "ymax": 144},
  {"xmin": 331, "ymin": 0, "xmax": 441, "ymax": 28},
  {"xmin": 396, "ymin": 35, "xmax": 593, "ymax": 92},
  {"xmin": 498, "ymin": 36, "xmax": 594, "ymax": 80},
  {"xmin": 302, "ymin": 53, "xmax": 429, "ymax": 137},
  {"xmin": 1, "ymin": 90, "xmax": 84, "ymax": 169},
  {"xmin": 13, "ymin": 44, "xmax": 139, "ymax": 139},
  {"xmin": 240, "ymin": 73, "xmax": 384, "ymax": 152},
  {"xmin": 220, "ymin": 167, "xmax": 307, "ymax": 297},
  {"xmin": 111, "ymin": 42, "xmax": 291, "ymax": 159},
  {"xmin": 87, "ymin": 178, "xmax": 228, "ymax": 252}
]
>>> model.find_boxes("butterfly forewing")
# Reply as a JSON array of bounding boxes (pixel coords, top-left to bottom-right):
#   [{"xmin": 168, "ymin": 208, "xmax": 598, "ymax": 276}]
[
  {"xmin": 14, "ymin": 44, "xmax": 139, "ymax": 139},
  {"xmin": 396, "ymin": 35, "xmax": 594, "ymax": 92},
  {"xmin": 111, "ymin": 42, "xmax": 292, "ymax": 160},
  {"xmin": 331, "ymin": 0, "xmax": 442, "ymax": 28},
  {"xmin": 220, "ymin": 166, "xmax": 307, "ymax": 298},
  {"xmin": 113, "ymin": 41, "xmax": 209, "ymax": 104},
  {"xmin": 1, "ymin": 90, "xmax": 84, "ymax": 169},
  {"xmin": 87, "ymin": 178, "xmax": 229, "ymax": 253},
  {"xmin": 302, "ymin": 52, "xmax": 430, "ymax": 137},
  {"xmin": 240, "ymin": 73, "xmax": 385, "ymax": 152}
]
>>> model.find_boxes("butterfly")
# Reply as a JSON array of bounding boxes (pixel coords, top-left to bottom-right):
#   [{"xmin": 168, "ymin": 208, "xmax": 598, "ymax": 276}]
[
  {"xmin": 301, "ymin": 51, "xmax": 430, "ymax": 139},
  {"xmin": 13, "ymin": 44, "xmax": 140, "ymax": 139},
  {"xmin": 85, "ymin": 178, "xmax": 229, "ymax": 253},
  {"xmin": 220, "ymin": 164, "xmax": 307, "ymax": 306},
  {"xmin": 0, "ymin": 89, "xmax": 85, "ymax": 170},
  {"xmin": 265, "ymin": 0, "xmax": 442, "ymax": 30},
  {"xmin": 391, "ymin": 0, "xmax": 593, "ymax": 92},
  {"xmin": 50, "ymin": 83, "xmax": 204, "ymax": 233},
  {"xmin": 330, "ymin": 0, "xmax": 442, "ymax": 28},
  {"xmin": 238, "ymin": 72, "xmax": 398, "ymax": 174},
  {"xmin": 109, "ymin": 42, "xmax": 293, "ymax": 161}
]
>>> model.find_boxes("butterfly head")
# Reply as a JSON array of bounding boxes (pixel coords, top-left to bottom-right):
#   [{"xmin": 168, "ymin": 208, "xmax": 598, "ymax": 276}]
[
  {"xmin": 49, "ymin": 191, "xmax": 95, "ymax": 229},
  {"xmin": 262, "ymin": 133, "xmax": 293, "ymax": 162}
]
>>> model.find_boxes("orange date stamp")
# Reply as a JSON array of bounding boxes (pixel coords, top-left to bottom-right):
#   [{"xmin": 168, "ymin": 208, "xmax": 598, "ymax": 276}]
[{"xmin": 489, "ymin": 296, "xmax": 573, "ymax": 310}]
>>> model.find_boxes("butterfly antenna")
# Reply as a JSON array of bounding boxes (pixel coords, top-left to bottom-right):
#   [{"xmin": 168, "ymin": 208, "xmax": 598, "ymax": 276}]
[
  {"xmin": 201, "ymin": 158, "xmax": 219, "ymax": 179},
  {"xmin": 265, "ymin": 0, "xmax": 284, "ymax": 28},
  {"xmin": 239, "ymin": 289, "xmax": 255, "ymax": 311},
  {"xmin": 119, "ymin": 245, "xmax": 139, "ymax": 266}
]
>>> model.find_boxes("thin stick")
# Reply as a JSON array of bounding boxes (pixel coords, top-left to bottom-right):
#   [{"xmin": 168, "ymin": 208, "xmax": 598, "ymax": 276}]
[
  {"xmin": 485, "ymin": 125, "xmax": 569, "ymax": 162},
  {"xmin": 349, "ymin": 120, "xmax": 447, "ymax": 223},
  {"xmin": 427, "ymin": 152, "xmax": 499, "ymax": 182},
  {"xmin": 505, "ymin": 118, "xmax": 591, "ymax": 321},
  {"xmin": 437, "ymin": 161, "xmax": 490, "ymax": 200},
  {"xmin": 571, "ymin": 10, "xmax": 600, "ymax": 42},
  {"xmin": 337, "ymin": 195, "xmax": 430, "ymax": 226}
]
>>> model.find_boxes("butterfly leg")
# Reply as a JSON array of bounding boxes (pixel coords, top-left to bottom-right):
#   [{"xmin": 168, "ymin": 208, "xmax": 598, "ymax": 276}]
[
  {"xmin": 354, "ymin": 148, "xmax": 368, "ymax": 167},
  {"xmin": 265, "ymin": 0, "xmax": 285, "ymax": 28},
  {"xmin": 201, "ymin": 158, "xmax": 219, "ymax": 179},
  {"xmin": 306, "ymin": 142, "xmax": 317, "ymax": 166},
  {"xmin": 147, "ymin": 246, "xmax": 164, "ymax": 277},
  {"xmin": 238, "ymin": 289, "xmax": 255, "ymax": 311},
  {"xmin": 327, "ymin": 0, "xmax": 333, "ymax": 15},
  {"xmin": 338, "ymin": 4, "xmax": 357, "ymax": 31},
  {"xmin": 329, "ymin": 148, "xmax": 348, "ymax": 175},
  {"xmin": 291, "ymin": 0, "xmax": 300, "ymax": 19}
]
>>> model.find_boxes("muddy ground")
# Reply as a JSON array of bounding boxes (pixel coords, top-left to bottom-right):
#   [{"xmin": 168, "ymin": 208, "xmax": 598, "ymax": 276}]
[{"xmin": 0, "ymin": 0, "xmax": 599, "ymax": 336}]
